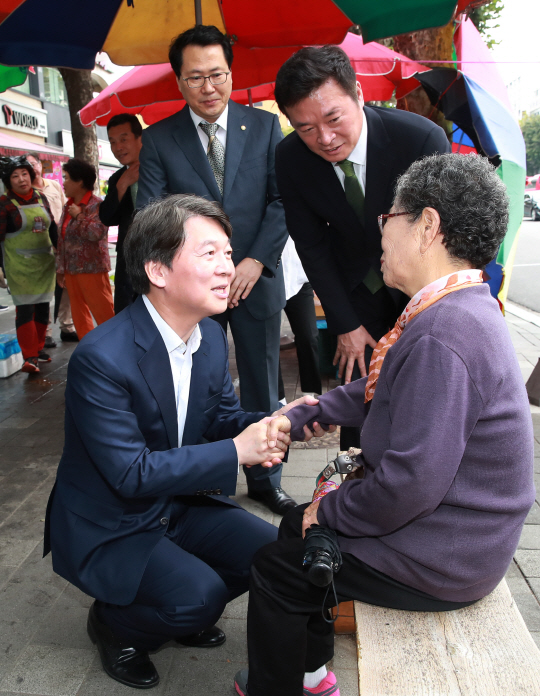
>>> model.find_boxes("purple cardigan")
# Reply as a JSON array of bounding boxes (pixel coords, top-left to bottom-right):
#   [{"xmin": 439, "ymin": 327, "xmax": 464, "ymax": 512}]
[{"xmin": 288, "ymin": 285, "xmax": 535, "ymax": 602}]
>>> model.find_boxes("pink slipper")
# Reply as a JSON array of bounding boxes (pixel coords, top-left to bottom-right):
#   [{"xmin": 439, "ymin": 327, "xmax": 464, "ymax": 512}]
[{"xmin": 303, "ymin": 670, "xmax": 340, "ymax": 696}]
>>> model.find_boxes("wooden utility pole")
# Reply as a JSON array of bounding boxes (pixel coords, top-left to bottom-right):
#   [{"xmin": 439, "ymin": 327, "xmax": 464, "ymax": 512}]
[{"xmin": 59, "ymin": 67, "xmax": 100, "ymax": 178}]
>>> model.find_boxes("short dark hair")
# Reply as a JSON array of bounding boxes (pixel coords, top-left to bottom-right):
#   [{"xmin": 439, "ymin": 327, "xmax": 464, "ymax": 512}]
[
  {"xmin": 26, "ymin": 151, "xmax": 41, "ymax": 162},
  {"xmin": 275, "ymin": 45, "xmax": 358, "ymax": 118},
  {"xmin": 393, "ymin": 153, "xmax": 509, "ymax": 270},
  {"xmin": 124, "ymin": 194, "xmax": 233, "ymax": 295},
  {"xmin": 106, "ymin": 113, "xmax": 143, "ymax": 138},
  {"xmin": 0, "ymin": 155, "xmax": 36, "ymax": 189},
  {"xmin": 62, "ymin": 158, "xmax": 96, "ymax": 191},
  {"xmin": 169, "ymin": 25, "xmax": 233, "ymax": 78}
]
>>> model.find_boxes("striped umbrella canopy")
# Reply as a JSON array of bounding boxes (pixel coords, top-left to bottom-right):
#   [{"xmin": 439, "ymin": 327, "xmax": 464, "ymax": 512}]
[
  {"xmin": 79, "ymin": 33, "xmax": 429, "ymax": 127},
  {"xmin": 0, "ymin": 0, "xmax": 475, "ymax": 81},
  {"xmin": 416, "ymin": 17, "xmax": 526, "ymax": 308}
]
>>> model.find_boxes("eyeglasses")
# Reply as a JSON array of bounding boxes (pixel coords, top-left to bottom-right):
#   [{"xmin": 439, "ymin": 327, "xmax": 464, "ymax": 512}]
[
  {"xmin": 182, "ymin": 72, "xmax": 230, "ymax": 89},
  {"xmin": 378, "ymin": 211, "xmax": 411, "ymax": 234}
]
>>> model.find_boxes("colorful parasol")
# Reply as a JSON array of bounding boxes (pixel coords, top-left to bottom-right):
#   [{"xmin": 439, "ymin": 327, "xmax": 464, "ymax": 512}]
[
  {"xmin": 79, "ymin": 34, "xmax": 428, "ymax": 127},
  {"xmin": 0, "ymin": 0, "xmax": 476, "ymax": 74},
  {"xmin": 0, "ymin": 64, "xmax": 27, "ymax": 92},
  {"xmin": 415, "ymin": 17, "xmax": 526, "ymax": 308}
]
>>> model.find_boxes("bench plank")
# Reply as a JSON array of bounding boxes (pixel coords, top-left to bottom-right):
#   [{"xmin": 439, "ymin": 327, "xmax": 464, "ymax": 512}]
[{"xmin": 355, "ymin": 579, "xmax": 540, "ymax": 695}]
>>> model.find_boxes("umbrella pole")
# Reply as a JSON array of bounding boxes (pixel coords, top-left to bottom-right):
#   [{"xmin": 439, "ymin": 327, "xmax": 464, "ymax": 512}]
[
  {"xmin": 248, "ymin": 88, "xmax": 253, "ymax": 108},
  {"xmin": 195, "ymin": 0, "xmax": 202, "ymax": 25}
]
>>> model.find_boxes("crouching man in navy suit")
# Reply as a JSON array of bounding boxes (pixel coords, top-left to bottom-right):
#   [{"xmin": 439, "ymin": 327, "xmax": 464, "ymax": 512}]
[{"xmin": 43, "ymin": 194, "xmax": 318, "ymax": 689}]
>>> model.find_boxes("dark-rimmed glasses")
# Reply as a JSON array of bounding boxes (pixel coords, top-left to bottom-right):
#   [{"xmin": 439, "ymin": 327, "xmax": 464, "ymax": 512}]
[
  {"xmin": 378, "ymin": 211, "xmax": 411, "ymax": 234},
  {"xmin": 182, "ymin": 72, "xmax": 230, "ymax": 89}
]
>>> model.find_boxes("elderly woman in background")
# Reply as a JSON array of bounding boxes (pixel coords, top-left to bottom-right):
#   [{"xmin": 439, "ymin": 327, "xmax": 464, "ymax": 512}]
[
  {"xmin": 57, "ymin": 158, "xmax": 114, "ymax": 340},
  {"xmin": 0, "ymin": 156, "xmax": 56, "ymax": 373},
  {"xmin": 235, "ymin": 153, "xmax": 536, "ymax": 696}
]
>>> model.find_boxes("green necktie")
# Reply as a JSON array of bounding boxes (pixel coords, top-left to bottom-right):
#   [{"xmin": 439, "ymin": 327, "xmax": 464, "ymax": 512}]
[
  {"xmin": 337, "ymin": 159, "xmax": 383, "ymax": 294},
  {"xmin": 337, "ymin": 159, "xmax": 365, "ymax": 222}
]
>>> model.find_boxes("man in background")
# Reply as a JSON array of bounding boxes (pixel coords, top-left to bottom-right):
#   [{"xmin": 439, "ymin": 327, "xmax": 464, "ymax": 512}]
[
  {"xmin": 99, "ymin": 114, "xmax": 142, "ymax": 313},
  {"xmin": 27, "ymin": 152, "xmax": 77, "ymax": 345},
  {"xmin": 136, "ymin": 25, "xmax": 294, "ymax": 516}
]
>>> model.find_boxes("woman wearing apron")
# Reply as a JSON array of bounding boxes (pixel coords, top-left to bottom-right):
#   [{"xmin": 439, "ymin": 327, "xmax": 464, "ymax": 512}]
[{"xmin": 0, "ymin": 156, "xmax": 57, "ymax": 374}]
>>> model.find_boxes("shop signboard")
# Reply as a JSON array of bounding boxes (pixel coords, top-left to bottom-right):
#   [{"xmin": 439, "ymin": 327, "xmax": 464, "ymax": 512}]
[{"xmin": 0, "ymin": 97, "xmax": 48, "ymax": 137}]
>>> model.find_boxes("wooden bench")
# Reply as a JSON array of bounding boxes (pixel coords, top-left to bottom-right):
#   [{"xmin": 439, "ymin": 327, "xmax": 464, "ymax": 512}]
[{"xmin": 354, "ymin": 578, "xmax": 540, "ymax": 695}]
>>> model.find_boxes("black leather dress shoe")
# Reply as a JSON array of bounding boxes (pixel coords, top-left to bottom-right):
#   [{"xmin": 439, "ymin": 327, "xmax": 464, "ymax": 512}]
[
  {"xmin": 247, "ymin": 486, "xmax": 297, "ymax": 515},
  {"xmin": 175, "ymin": 625, "xmax": 226, "ymax": 648},
  {"xmin": 60, "ymin": 330, "xmax": 79, "ymax": 342},
  {"xmin": 87, "ymin": 602, "xmax": 159, "ymax": 689}
]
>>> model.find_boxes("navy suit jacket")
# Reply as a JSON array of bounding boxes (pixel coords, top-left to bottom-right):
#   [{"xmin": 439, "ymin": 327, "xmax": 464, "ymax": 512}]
[
  {"xmin": 44, "ymin": 296, "xmax": 263, "ymax": 605},
  {"xmin": 276, "ymin": 106, "xmax": 451, "ymax": 335},
  {"xmin": 136, "ymin": 101, "xmax": 287, "ymax": 321}
]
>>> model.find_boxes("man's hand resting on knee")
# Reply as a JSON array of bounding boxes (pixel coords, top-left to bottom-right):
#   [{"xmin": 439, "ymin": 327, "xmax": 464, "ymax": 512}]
[{"xmin": 233, "ymin": 417, "xmax": 290, "ymax": 469}]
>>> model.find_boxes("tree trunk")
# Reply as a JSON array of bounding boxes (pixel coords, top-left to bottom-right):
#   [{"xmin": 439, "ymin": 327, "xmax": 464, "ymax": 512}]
[
  {"xmin": 59, "ymin": 68, "xmax": 100, "ymax": 182},
  {"xmin": 393, "ymin": 22, "xmax": 454, "ymax": 137}
]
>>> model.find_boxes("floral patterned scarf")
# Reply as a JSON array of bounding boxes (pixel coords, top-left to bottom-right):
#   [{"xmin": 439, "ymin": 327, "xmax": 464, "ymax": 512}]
[{"xmin": 364, "ymin": 269, "xmax": 484, "ymax": 403}]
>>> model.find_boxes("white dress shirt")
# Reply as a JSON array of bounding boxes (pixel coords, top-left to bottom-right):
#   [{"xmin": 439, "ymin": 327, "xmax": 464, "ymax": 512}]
[
  {"xmin": 332, "ymin": 111, "xmax": 368, "ymax": 194},
  {"xmin": 190, "ymin": 105, "xmax": 229, "ymax": 153},
  {"xmin": 142, "ymin": 295, "xmax": 202, "ymax": 447}
]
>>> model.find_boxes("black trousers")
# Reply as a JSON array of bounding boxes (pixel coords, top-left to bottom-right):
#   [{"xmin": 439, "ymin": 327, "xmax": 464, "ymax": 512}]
[
  {"xmin": 246, "ymin": 505, "xmax": 476, "ymax": 696},
  {"xmin": 340, "ymin": 283, "xmax": 397, "ymax": 450},
  {"xmin": 279, "ymin": 282, "xmax": 322, "ymax": 397},
  {"xmin": 211, "ymin": 303, "xmax": 282, "ymax": 491},
  {"xmin": 97, "ymin": 499, "xmax": 277, "ymax": 652}
]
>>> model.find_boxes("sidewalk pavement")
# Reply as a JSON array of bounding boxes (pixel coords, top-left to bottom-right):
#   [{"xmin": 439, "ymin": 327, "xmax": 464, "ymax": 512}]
[{"xmin": 0, "ymin": 292, "xmax": 538, "ymax": 696}]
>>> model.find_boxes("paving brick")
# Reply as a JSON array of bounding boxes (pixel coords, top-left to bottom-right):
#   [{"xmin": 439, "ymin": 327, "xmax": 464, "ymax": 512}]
[
  {"xmin": 0, "ymin": 417, "xmax": 40, "ymax": 430},
  {"xmin": 519, "ymin": 524, "xmax": 540, "ymax": 549},
  {"xmin": 526, "ymin": 501, "xmax": 540, "ymax": 524},
  {"xmin": 528, "ymin": 577, "xmax": 540, "ymax": 603},
  {"xmin": 163, "ymin": 653, "xmax": 246, "ymax": 696},
  {"xmin": 0, "ymin": 645, "xmax": 94, "ymax": 696},
  {"xmin": 515, "ymin": 549, "xmax": 540, "ymax": 577},
  {"xmin": 505, "ymin": 572, "xmax": 540, "ymax": 632}
]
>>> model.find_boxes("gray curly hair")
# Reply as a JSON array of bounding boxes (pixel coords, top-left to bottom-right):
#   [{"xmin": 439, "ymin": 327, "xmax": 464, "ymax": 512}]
[{"xmin": 393, "ymin": 153, "xmax": 509, "ymax": 269}]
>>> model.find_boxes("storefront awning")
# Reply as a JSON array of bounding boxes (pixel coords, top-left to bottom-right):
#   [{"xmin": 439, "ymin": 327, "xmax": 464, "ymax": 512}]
[{"xmin": 0, "ymin": 130, "xmax": 69, "ymax": 160}]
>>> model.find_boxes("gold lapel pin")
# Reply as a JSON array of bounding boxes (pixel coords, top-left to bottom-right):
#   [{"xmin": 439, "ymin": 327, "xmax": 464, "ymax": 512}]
[{"xmin": 241, "ymin": 125, "xmax": 246, "ymax": 130}]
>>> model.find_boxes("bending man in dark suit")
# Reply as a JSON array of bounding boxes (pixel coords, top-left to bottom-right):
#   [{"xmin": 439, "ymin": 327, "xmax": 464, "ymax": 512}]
[
  {"xmin": 99, "ymin": 113, "xmax": 142, "ymax": 313},
  {"xmin": 136, "ymin": 25, "xmax": 294, "ymax": 516},
  {"xmin": 44, "ymin": 195, "xmax": 319, "ymax": 689},
  {"xmin": 274, "ymin": 46, "xmax": 451, "ymax": 448}
]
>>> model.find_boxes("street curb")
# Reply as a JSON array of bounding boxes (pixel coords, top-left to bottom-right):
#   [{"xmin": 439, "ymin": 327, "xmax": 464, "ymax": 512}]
[{"xmin": 506, "ymin": 301, "xmax": 540, "ymax": 329}]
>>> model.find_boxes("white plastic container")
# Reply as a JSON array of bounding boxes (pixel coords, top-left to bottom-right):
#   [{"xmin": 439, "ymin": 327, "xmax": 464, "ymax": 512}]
[{"xmin": 0, "ymin": 334, "xmax": 23, "ymax": 378}]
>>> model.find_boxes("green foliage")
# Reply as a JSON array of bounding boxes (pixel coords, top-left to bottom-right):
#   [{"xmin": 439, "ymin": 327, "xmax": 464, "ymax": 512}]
[
  {"xmin": 520, "ymin": 113, "xmax": 540, "ymax": 176},
  {"xmin": 281, "ymin": 124, "xmax": 294, "ymax": 137},
  {"xmin": 469, "ymin": 0, "xmax": 504, "ymax": 49}
]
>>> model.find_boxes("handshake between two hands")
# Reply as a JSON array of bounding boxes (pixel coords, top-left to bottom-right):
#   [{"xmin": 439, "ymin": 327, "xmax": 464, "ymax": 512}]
[{"xmin": 232, "ymin": 395, "xmax": 336, "ymax": 469}]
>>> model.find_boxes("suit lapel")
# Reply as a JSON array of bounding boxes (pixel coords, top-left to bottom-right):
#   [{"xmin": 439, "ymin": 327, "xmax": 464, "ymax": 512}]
[
  {"xmin": 181, "ymin": 334, "xmax": 210, "ymax": 446},
  {"xmin": 172, "ymin": 106, "xmax": 222, "ymax": 201},
  {"xmin": 131, "ymin": 297, "xmax": 178, "ymax": 449},
  {"xmin": 364, "ymin": 107, "xmax": 394, "ymax": 246},
  {"xmin": 222, "ymin": 101, "xmax": 248, "ymax": 202},
  {"xmin": 298, "ymin": 139, "xmax": 364, "ymax": 237}
]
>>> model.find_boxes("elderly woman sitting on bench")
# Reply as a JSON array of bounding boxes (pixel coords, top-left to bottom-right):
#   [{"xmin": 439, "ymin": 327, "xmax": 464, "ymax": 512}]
[{"xmin": 234, "ymin": 153, "xmax": 536, "ymax": 696}]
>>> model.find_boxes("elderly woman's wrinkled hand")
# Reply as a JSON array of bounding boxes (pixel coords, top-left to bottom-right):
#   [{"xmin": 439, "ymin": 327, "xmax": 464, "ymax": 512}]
[{"xmin": 267, "ymin": 414, "xmax": 334, "ymax": 448}]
